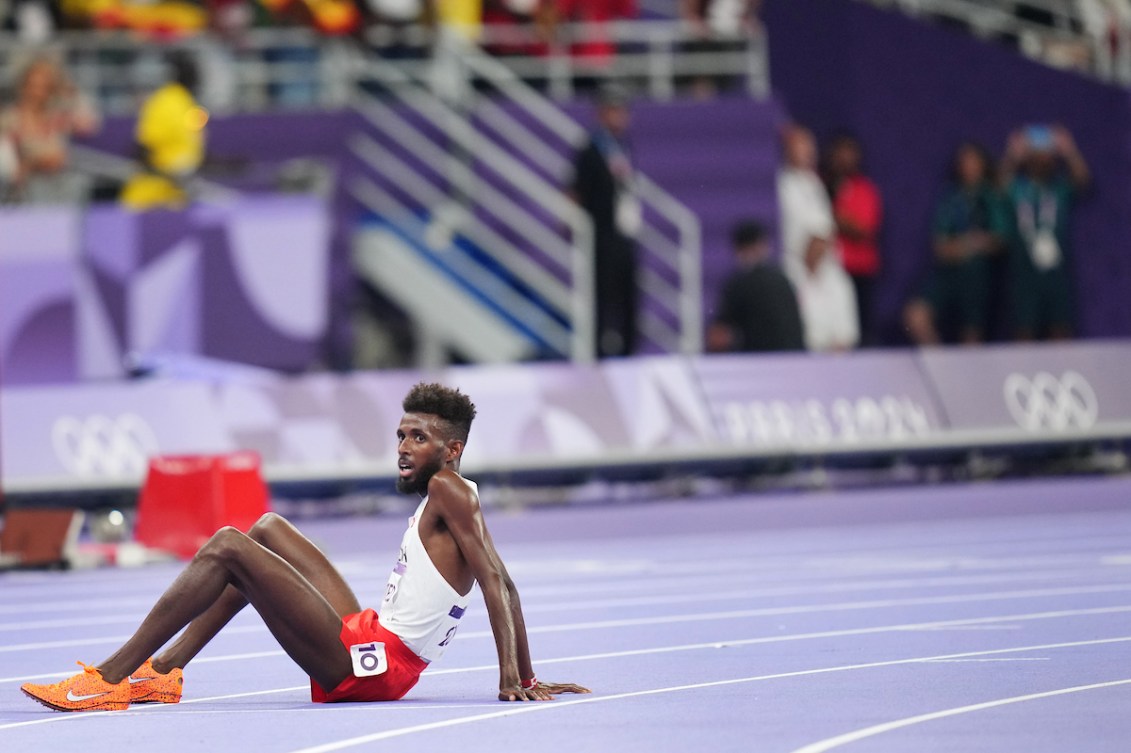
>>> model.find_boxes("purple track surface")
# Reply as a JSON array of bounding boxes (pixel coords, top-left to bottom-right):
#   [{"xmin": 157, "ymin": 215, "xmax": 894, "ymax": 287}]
[{"xmin": 2, "ymin": 476, "xmax": 1130, "ymax": 752}]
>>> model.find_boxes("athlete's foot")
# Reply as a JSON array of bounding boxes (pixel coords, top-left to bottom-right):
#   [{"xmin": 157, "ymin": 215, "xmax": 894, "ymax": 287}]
[
  {"xmin": 21, "ymin": 662, "xmax": 129, "ymax": 712},
  {"xmin": 128, "ymin": 658, "xmax": 183, "ymax": 704}
]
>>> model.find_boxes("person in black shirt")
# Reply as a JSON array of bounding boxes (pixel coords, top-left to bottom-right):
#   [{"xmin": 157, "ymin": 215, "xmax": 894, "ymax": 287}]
[
  {"xmin": 707, "ymin": 220, "xmax": 806, "ymax": 353},
  {"xmin": 571, "ymin": 84, "xmax": 640, "ymax": 358}
]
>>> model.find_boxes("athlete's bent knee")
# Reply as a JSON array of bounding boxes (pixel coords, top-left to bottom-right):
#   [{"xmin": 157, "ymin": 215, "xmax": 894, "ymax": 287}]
[
  {"xmin": 248, "ymin": 512, "xmax": 284, "ymax": 542},
  {"xmin": 198, "ymin": 526, "xmax": 248, "ymax": 564}
]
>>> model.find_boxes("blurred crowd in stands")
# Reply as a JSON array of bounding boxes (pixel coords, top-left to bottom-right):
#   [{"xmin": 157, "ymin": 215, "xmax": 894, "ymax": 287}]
[
  {"xmin": 0, "ymin": 50, "xmax": 207, "ymax": 206},
  {"xmin": 0, "ymin": 1, "xmax": 1097, "ymax": 355},
  {"xmin": 0, "ymin": 53, "xmax": 98, "ymax": 203},
  {"xmin": 708, "ymin": 122, "xmax": 1090, "ymax": 354},
  {"xmin": 0, "ymin": 1, "xmax": 760, "ymax": 44}
]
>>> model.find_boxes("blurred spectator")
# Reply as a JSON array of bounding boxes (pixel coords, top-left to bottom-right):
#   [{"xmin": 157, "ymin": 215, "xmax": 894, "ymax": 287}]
[
  {"xmin": 0, "ymin": 55, "xmax": 99, "ymax": 204},
  {"xmin": 0, "ymin": 127, "xmax": 17, "ymax": 202},
  {"xmin": 74, "ymin": 0, "xmax": 209, "ymax": 37},
  {"xmin": 571, "ymin": 84, "xmax": 640, "ymax": 358},
  {"xmin": 120, "ymin": 52, "xmax": 208, "ymax": 210},
  {"xmin": 707, "ymin": 219, "xmax": 805, "ymax": 353},
  {"xmin": 435, "ymin": 0, "xmax": 482, "ymax": 39},
  {"xmin": 430, "ymin": 1, "xmax": 484, "ymax": 105},
  {"xmin": 365, "ymin": 0, "xmax": 433, "ymax": 58},
  {"xmin": 777, "ymin": 124, "xmax": 859, "ymax": 352},
  {"xmin": 483, "ymin": 0, "xmax": 552, "ymax": 57},
  {"xmin": 259, "ymin": 1, "xmax": 324, "ymax": 107},
  {"xmin": 260, "ymin": 0, "xmax": 360, "ymax": 35},
  {"xmin": 2, "ymin": 0, "xmax": 60, "ymax": 43},
  {"xmin": 903, "ymin": 142, "xmax": 1009, "ymax": 345},
  {"xmin": 552, "ymin": 0, "xmax": 637, "ymax": 72},
  {"xmin": 679, "ymin": 0, "xmax": 760, "ymax": 98},
  {"xmin": 824, "ymin": 132, "xmax": 882, "ymax": 345},
  {"xmin": 1001, "ymin": 124, "xmax": 1091, "ymax": 340},
  {"xmin": 367, "ymin": 0, "xmax": 429, "ymax": 25},
  {"xmin": 207, "ymin": 0, "xmax": 257, "ymax": 40},
  {"xmin": 1078, "ymin": 0, "xmax": 1131, "ymax": 79}
]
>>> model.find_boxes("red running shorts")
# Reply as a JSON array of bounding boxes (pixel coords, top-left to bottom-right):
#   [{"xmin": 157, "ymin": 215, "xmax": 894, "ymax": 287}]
[{"xmin": 311, "ymin": 609, "xmax": 428, "ymax": 703}]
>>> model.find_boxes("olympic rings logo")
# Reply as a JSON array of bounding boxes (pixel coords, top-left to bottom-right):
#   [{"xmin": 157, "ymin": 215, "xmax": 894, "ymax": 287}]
[
  {"xmin": 1002, "ymin": 371, "xmax": 1099, "ymax": 432},
  {"xmin": 51, "ymin": 413, "xmax": 160, "ymax": 477}
]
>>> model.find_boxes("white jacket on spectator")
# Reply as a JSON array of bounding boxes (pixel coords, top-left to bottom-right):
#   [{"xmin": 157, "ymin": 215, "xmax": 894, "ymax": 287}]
[
  {"xmin": 369, "ymin": 0, "xmax": 425, "ymax": 22},
  {"xmin": 777, "ymin": 166, "xmax": 860, "ymax": 351}
]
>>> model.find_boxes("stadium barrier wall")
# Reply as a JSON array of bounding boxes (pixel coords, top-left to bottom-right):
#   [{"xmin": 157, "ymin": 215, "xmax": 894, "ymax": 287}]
[
  {"xmin": 0, "ymin": 197, "xmax": 332, "ymax": 385},
  {"xmin": 3, "ymin": 342, "xmax": 1128, "ymax": 496}
]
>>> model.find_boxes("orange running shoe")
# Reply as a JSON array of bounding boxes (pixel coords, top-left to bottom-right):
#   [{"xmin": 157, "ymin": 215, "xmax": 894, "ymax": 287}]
[
  {"xmin": 128, "ymin": 658, "xmax": 183, "ymax": 704},
  {"xmin": 21, "ymin": 662, "xmax": 129, "ymax": 712}
]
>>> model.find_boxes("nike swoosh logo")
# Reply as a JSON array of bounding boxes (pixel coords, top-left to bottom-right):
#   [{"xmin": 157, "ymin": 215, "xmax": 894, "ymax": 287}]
[
  {"xmin": 66, "ymin": 690, "xmax": 110, "ymax": 702},
  {"xmin": 128, "ymin": 676, "xmax": 154, "ymax": 684}
]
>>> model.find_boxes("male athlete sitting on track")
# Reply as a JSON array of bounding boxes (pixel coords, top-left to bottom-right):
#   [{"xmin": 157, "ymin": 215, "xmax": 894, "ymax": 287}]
[{"xmin": 22, "ymin": 382, "xmax": 589, "ymax": 712}]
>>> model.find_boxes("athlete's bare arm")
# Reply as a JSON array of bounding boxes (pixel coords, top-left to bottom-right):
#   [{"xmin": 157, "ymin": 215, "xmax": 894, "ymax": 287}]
[{"xmin": 426, "ymin": 470, "xmax": 590, "ymax": 702}]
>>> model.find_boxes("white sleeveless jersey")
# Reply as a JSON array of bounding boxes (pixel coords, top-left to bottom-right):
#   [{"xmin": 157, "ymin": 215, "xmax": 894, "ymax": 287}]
[{"xmin": 378, "ymin": 482, "xmax": 475, "ymax": 664}]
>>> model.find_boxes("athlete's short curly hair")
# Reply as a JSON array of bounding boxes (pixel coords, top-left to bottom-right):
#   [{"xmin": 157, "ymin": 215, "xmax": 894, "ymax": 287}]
[{"xmin": 402, "ymin": 382, "xmax": 477, "ymax": 443}]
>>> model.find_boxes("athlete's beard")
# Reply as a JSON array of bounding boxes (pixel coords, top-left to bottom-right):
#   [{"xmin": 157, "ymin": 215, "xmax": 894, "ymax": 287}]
[{"xmin": 396, "ymin": 455, "xmax": 444, "ymax": 496}]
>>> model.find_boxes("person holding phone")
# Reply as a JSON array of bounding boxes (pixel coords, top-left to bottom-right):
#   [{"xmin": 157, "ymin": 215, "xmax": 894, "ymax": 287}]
[{"xmin": 1000, "ymin": 124, "xmax": 1091, "ymax": 341}]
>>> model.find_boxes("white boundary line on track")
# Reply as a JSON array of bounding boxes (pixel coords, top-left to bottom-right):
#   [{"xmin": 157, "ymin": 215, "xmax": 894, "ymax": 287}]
[
  {"xmin": 283, "ymin": 638, "xmax": 1131, "ymax": 753},
  {"xmin": 3, "ymin": 603, "xmax": 1130, "ymax": 687},
  {"xmin": 788, "ymin": 678, "xmax": 1131, "ymax": 753},
  {"xmin": 0, "ymin": 623, "xmax": 268, "ymax": 654},
  {"xmin": 4, "ymin": 582, "xmax": 1131, "ymax": 655},
  {"xmin": 0, "ymin": 650, "xmax": 291, "ymax": 686},
  {"xmin": 4, "ymin": 540, "xmax": 1126, "ymax": 610},
  {"xmin": 0, "ymin": 564, "xmax": 1121, "ymax": 628},
  {"xmin": 2, "ymin": 608, "xmax": 1130, "ymax": 734}
]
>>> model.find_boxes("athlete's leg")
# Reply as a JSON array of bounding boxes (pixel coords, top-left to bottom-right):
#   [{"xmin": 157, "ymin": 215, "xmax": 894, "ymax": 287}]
[
  {"xmin": 154, "ymin": 513, "xmax": 361, "ymax": 672},
  {"xmin": 96, "ymin": 526, "xmax": 353, "ymax": 692}
]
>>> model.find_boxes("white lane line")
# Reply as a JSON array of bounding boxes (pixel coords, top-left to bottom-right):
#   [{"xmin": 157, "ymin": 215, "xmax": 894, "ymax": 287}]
[
  {"xmin": 2, "ymin": 568, "xmax": 1121, "ymax": 632},
  {"xmin": 115, "ymin": 703, "xmax": 505, "ymax": 716},
  {"xmin": 3, "ymin": 607, "xmax": 1129, "ymax": 734},
  {"xmin": 3, "ymin": 536, "xmax": 1126, "ymax": 608},
  {"xmin": 0, "ymin": 685, "xmax": 313, "ymax": 732},
  {"xmin": 788, "ymin": 678, "xmax": 1131, "ymax": 753},
  {"xmin": 0, "ymin": 650, "xmax": 290, "ymax": 685},
  {"xmin": 364, "ymin": 548, "xmax": 1129, "ymax": 592},
  {"xmin": 922, "ymin": 658, "xmax": 1049, "ymax": 663},
  {"xmin": 5, "ymin": 582, "xmax": 1129, "ymax": 655},
  {"xmin": 3, "ymin": 602, "xmax": 1130, "ymax": 687},
  {"xmin": 0, "ymin": 623, "xmax": 267, "ymax": 654},
  {"xmin": 283, "ymin": 639, "xmax": 1131, "ymax": 753},
  {"xmin": 0, "ymin": 598, "xmax": 154, "ymax": 617},
  {"xmin": 518, "ymin": 569, "xmax": 1127, "ymax": 614},
  {"xmin": 0, "ymin": 614, "xmax": 161, "ymax": 633},
  {"xmin": 904, "ymin": 625, "xmax": 1020, "ymax": 631},
  {"xmin": 0, "ymin": 701, "xmax": 503, "ymax": 728},
  {"xmin": 3, "ymin": 546, "xmax": 1124, "ymax": 612}
]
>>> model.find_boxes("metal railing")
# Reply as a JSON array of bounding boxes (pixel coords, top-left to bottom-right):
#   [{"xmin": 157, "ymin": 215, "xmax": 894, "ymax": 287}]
[
  {"xmin": 444, "ymin": 20, "xmax": 770, "ymax": 101},
  {"xmin": 342, "ymin": 37, "xmax": 703, "ymax": 359},
  {"xmin": 456, "ymin": 46, "xmax": 703, "ymax": 354},
  {"xmin": 346, "ymin": 52, "xmax": 597, "ymax": 362},
  {"xmin": 0, "ymin": 19, "xmax": 769, "ymax": 116},
  {"xmin": 67, "ymin": 144, "xmax": 239, "ymax": 203}
]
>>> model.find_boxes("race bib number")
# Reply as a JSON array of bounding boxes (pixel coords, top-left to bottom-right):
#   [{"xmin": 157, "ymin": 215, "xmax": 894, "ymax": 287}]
[{"xmin": 349, "ymin": 642, "xmax": 388, "ymax": 678}]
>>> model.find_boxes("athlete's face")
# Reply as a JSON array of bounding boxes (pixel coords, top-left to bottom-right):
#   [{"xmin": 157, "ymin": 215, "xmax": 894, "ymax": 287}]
[{"xmin": 395, "ymin": 412, "xmax": 454, "ymax": 496}]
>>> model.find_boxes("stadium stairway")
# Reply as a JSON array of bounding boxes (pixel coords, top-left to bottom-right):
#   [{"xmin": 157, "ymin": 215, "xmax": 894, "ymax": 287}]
[
  {"xmin": 463, "ymin": 94, "xmax": 785, "ymax": 351},
  {"xmin": 351, "ymin": 93, "xmax": 783, "ymax": 360}
]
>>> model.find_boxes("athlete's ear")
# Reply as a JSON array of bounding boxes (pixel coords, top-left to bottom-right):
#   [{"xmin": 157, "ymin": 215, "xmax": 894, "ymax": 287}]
[{"xmin": 445, "ymin": 438, "xmax": 464, "ymax": 461}]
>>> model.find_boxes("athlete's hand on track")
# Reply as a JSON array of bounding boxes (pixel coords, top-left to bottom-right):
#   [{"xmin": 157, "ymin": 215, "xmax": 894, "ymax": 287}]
[{"xmin": 498, "ymin": 681, "xmax": 591, "ymax": 702}]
